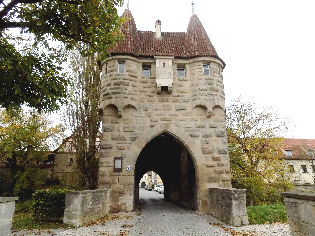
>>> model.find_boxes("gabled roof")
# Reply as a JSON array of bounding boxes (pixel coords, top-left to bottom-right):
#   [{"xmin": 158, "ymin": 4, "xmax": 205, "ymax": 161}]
[
  {"xmin": 283, "ymin": 138, "xmax": 315, "ymax": 160},
  {"xmin": 109, "ymin": 9, "xmax": 224, "ymax": 66}
]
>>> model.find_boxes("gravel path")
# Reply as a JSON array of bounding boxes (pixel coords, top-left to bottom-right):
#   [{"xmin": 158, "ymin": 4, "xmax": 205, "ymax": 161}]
[{"xmin": 12, "ymin": 189, "xmax": 292, "ymax": 236}]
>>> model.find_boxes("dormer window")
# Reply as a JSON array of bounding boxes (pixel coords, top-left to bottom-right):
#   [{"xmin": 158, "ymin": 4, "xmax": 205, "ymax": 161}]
[
  {"xmin": 203, "ymin": 64, "xmax": 210, "ymax": 75},
  {"xmin": 177, "ymin": 65, "xmax": 185, "ymax": 78},
  {"xmin": 285, "ymin": 150, "xmax": 292, "ymax": 157},
  {"xmin": 118, "ymin": 61, "xmax": 125, "ymax": 73},
  {"xmin": 142, "ymin": 64, "xmax": 151, "ymax": 77}
]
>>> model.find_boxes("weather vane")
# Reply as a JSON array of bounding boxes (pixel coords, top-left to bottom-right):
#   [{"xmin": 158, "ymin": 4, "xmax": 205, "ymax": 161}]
[{"xmin": 191, "ymin": 1, "xmax": 195, "ymax": 14}]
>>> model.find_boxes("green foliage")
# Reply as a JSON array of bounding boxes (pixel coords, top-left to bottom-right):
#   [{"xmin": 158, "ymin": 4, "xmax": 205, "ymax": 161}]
[
  {"xmin": 12, "ymin": 212, "xmax": 66, "ymax": 230},
  {"xmin": 32, "ymin": 189, "xmax": 67, "ymax": 221},
  {"xmin": 227, "ymin": 98, "xmax": 293, "ymax": 205},
  {"xmin": 67, "ymin": 53, "xmax": 101, "ymax": 189},
  {"xmin": 0, "ymin": 37, "xmax": 70, "ymax": 112},
  {"xmin": 247, "ymin": 204, "xmax": 287, "ymax": 224},
  {"xmin": 15, "ymin": 199, "xmax": 33, "ymax": 213},
  {"xmin": 0, "ymin": 0, "xmax": 124, "ymax": 111},
  {"xmin": 0, "ymin": 170, "xmax": 14, "ymax": 196},
  {"xmin": 17, "ymin": 0, "xmax": 124, "ymax": 59},
  {"xmin": 14, "ymin": 168, "xmax": 46, "ymax": 200},
  {"xmin": 0, "ymin": 109, "xmax": 64, "ymax": 171}
]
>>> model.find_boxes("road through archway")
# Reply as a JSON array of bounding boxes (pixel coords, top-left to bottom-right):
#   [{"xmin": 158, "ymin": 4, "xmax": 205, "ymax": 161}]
[{"xmin": 134, "ymin": 132, "xmax": 197, "ymax": 210}]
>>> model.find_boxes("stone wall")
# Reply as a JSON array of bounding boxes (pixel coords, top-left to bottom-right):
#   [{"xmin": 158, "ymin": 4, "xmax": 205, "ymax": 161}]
[
  {"xmin": 52, "ymin": 152, "xmax": 83, "ymax": 188},
  {"xmin": 0, "ymin": 197, "xmax": 18, "ymax": 236},
  {"xmin": 63, "ymin": 188, "xmax": 111, "ymax": 226},
  {"xmin": 99, "ymin": 55, "xmax": 231, "ymax": 213},
  {"xmin": 283, "ymin": 191, "xmax": 315, "ymax": 235},
  {"xmin": 207, "ymin": 188, "xmax": 248, "ymax": 226}
]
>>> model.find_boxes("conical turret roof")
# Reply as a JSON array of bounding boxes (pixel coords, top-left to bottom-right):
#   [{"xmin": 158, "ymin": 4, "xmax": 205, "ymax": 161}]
[
  {"xmin": 109, "ymin": 10, "xmax": 224, "ymax": 66},
  {"xmin": 185, "ymin": 14, "xmax": 219, "ymax": 58},
  {"xmin": 109, "ymin": 9, "xmax": 139, "ymax": 55}
]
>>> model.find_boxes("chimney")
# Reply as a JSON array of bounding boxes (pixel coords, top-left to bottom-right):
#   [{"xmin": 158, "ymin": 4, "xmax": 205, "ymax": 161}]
[{"xmin": 155, "ymin": 19, "xmax": 161, "ymax": 38}]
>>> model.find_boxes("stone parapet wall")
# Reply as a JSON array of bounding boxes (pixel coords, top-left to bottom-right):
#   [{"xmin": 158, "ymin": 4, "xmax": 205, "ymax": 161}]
[
  {"xmin": 283, "ymin": 191, "xmax": 315, "ymax": 235},
  {"xmin": 0, "ymin": 197, "xmax": 18, "ymax": 236},
  {"xmin": 63, "ymin": 188, "xmax": 111, "ymax": 226},
  {"xmin": 207, "ymin": 188, "xmax": 248, "ymax": 226}
]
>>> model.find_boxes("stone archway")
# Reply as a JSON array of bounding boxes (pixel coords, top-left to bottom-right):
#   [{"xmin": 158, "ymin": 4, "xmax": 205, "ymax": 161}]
[
  {"xmin": 134, "ymin": 132, "xmax": 198, "ymax": 209},
  {"xmin": 121, "ymin": 124, "xmax": 206, "ymax": 211}
]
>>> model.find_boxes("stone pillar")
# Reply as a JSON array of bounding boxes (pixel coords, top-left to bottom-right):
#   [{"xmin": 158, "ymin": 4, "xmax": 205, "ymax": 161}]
[
  {"xmin": 207, "ymin": 188, "xmax": 248, "ymax": 226},
  {"xmin": 0, "ymin": 197, "xmax": 18, "ymax": 236},
  {"xmin": 282, "ymin": 191, "xmax": 315, "ymax": 235},
  {"xmin": 63, "ymin": 188, "xmax": 111, "ymax": 226}
]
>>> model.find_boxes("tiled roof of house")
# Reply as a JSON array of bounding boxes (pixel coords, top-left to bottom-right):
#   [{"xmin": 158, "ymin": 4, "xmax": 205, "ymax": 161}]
[
  {"xmin": 109, "ymin": 9, "xmax": 224, "ymax": 65},
  {"xmin": 283, "ymin": 138, "xmax": 315, "ymax": 159}
]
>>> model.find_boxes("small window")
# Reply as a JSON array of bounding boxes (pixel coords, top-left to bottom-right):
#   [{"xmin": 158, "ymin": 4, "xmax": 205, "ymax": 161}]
[
  {"xmin": 118, "ymin": 61, "xmax": 125, "ymax": 73},
  {"xmin": 312, "ymin": 165, "xmax": 315, "ymax": 172},
  {"xmin": 285, "ymin": 150, "xmax": 292, "ymax": 157},
  {"xmin": 177, "ymin": 66, "xmax": 185, "ymax": 78},
  {"xmin": 301, "ymin": 165, "xmax": 308, "ymax": 173},
  {"xmin": 163, "ymin": 63, "xmax": 166, "ymax": 67},
  {"xmin": 287, "ymin": 165, "xmax": 295, "ymax": 173},
  {"xmin": 105, "ymin": 63, "xmax": 108, "ymax": 74},
  {"xmin": 203, "ymin": 64, "xmax": 210, "ymax": 75},
  {"xmin": 308, "ymin": 150, "xmax": 314, "ymax": 157},
  {"xmin": 68, "ymin": 157, "xmax": 74, "ymax": 166},
  {"xmin": 142, "ymin": 64, "xmax": 151, "ymax": 77}
]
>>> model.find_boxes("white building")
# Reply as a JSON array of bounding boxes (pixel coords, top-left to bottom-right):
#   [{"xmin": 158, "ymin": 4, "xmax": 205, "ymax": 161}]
[{"xmin": 283, "ymin": 139, "xmax": 315, "ymax": 186}]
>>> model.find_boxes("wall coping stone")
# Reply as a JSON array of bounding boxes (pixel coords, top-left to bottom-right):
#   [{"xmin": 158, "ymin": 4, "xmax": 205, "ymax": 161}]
[
  {"xmin": 66, "ymin": 189, "xmax": 108, "ymax": 195},
  {"xmin": 0, "ymin": 197, "xmax": 19, "ymax": 203},
  {"xmin": 282, "ymin": 191, "xmax": 315, "ymax": 201}
]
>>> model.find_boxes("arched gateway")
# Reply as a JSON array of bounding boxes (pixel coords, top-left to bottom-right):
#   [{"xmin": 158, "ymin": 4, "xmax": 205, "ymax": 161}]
[{"xmin": 97, "ymin": 9, "xmax": 248, "ymax": 225}]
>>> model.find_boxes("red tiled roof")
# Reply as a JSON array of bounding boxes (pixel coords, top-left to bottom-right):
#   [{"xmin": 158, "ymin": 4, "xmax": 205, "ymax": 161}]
[
  {"xmin": 109, "ymin": 9, "xmax": 224, "ymax": 65},
  {"xmin": 284, "ymin": 138, "xmax": 315, "ymax": 159}
]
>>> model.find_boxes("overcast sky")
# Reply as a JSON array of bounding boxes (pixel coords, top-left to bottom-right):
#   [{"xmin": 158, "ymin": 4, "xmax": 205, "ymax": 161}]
[{"xmin": 117, "ymin": 0, "xmax": 315, "ymax": 139}]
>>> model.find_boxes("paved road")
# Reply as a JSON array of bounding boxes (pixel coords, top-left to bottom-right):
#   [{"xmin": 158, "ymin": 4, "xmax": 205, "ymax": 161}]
[{"xmin": 128, "ymin": 188, "xmax": 230, "ymax": 236}]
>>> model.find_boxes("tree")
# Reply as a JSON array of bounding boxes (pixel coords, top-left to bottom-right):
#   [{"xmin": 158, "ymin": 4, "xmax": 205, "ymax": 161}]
[
  {"xmin": 0, "ymin": 0, "xmax": 123, "ymax": 111},
  {"xmin": 0, "ymin": 109, "xmax": 64, "ymax": 175},
  {"xmin": 226, "ymin": 98, "xmax": 292, "ymax": 205},
  {"xmin": 66, "ymin": 52, "xmax": 101, "ymax": 189}
]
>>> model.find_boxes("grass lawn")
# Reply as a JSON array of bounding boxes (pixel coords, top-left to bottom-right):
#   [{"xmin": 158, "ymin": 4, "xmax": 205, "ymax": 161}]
[
  {"xmin": 247, "ymin": 204, "xmax": 287, "ymax": 224},
  {"xmin": 12, "ymin": 212, "xmax": 65, "ymax": 230},
  {"xmin": 12, "ymin": 200, "xmax": 67, "ymax": 231}
]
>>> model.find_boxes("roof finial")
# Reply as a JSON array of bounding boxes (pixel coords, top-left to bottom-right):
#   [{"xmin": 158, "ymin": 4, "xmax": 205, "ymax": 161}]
[
  {"xmin": 127, "ymin": 0, "xmax": 130, "ymax": 9},
  {"xmin": 191, "ymin": 1, "xmax": 195, "ymax": 14}
]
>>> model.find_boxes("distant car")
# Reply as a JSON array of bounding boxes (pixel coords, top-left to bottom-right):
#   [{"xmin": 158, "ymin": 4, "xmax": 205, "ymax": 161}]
[
  {"xmin": 154, "ymin": 185, "xmax": 161, "ymax": 192},
  {"xmin": 147, "ymin": 185, "xmax": 152, "ymax": 191},
  {"xmin": 158, "ymin": 186, "xmax": 164, "ymax": 194}
]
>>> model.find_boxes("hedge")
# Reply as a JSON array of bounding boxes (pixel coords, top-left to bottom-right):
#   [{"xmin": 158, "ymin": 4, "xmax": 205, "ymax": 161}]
[{"xmin": 32, "ymin": 189, "xmax": 68, "ymax": 221}]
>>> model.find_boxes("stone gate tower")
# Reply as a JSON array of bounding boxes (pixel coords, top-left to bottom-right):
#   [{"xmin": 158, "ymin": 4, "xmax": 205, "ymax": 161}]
[{"xmin": 99, "ymin": 9, "xmax": 236, "ymax": 216}]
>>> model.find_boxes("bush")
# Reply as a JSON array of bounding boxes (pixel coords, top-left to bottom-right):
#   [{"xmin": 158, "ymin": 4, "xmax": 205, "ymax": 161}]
[
  {"xmin": 14, "ymin": 168, "xmax": 45, "ymax": 200},
  {"xmin": 15, "ymin": 199, "xmax": 33, "ymax": 213},
  {"xmin": 32, "ymin": 189, "xmax": 68, "ymax": 221},
  {"xmin": 44, "ymin": 178, "xmax": 61, "ymax": 186}
]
